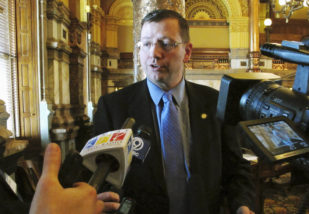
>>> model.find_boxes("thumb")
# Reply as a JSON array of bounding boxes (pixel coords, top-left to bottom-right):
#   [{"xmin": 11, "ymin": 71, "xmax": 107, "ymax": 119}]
[{"xmin": 41, "ymin": 143, "xmax": 61, "ymax": 179}]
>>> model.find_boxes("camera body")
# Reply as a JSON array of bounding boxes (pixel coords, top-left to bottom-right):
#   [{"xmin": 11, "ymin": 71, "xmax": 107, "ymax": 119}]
[
  {"xmin": 217, "ymin": 39, "xmax": 309, "ymax": 135},
  {"xmin": 217, "ymin": 73, "xmax": 279, "ymax": 125}
]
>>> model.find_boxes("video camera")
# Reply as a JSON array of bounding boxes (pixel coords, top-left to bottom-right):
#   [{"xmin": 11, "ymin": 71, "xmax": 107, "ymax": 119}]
[
  {"xmin": 217, "ymin": 37, "xmax": 309, "ymax": 132},
  {"xmin": 217, "ymin": 38, "xmax": 309, "ymax": 163}
]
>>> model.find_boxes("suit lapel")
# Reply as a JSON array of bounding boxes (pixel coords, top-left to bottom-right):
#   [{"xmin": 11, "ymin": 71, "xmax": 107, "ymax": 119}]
[
  {"xmin": 186, "ymin": 81, "xmax": 209, "ymax": 141},
  {"xmin": 127, "ymin": 80, "xmax": 166, "ymax": 190},
  {"xmin": 186, "ymin": 81, "xmax": 214, "ymax": 173},
  {"xmin": 127, "ymin": 80, "xmax": 153, "ymax": 130}
]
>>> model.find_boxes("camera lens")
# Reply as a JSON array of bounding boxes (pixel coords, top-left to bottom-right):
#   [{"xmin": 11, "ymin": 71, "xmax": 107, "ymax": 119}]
[{"xmin": 239, "ymin": 81, "xmax": 309, "ymax": 133}]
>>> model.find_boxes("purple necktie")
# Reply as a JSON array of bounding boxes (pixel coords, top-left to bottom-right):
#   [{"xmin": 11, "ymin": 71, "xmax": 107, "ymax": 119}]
[{"xmin": 161, "ymin": 92, "xmax": 187, "ymax": 214}]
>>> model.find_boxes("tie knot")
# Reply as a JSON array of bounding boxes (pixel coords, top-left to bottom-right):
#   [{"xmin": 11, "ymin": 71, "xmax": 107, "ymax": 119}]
[{"xmin": 162, "ymin": 93, "xmax": 173, "ymax": 104}]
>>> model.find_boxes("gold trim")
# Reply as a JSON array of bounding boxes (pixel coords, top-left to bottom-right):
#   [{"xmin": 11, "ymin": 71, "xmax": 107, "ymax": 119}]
[{"xmin": 0, "ymin": 6, "xmax": 4, "ymax": 14}]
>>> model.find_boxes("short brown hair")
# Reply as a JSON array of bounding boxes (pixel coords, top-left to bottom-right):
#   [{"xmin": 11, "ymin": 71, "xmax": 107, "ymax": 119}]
[{"xmin": 141, "ymin": 9, "xmax": 190, "ymax": 43}]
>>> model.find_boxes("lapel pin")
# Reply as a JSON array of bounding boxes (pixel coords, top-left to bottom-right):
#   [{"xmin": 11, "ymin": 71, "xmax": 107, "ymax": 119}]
[{"xmin": 201, "ymin": 113, "xmax": 207, "ymax": 119}]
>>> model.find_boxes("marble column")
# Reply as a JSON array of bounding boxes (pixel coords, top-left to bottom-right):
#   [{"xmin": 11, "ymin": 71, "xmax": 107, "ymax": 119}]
[
  {"xmin": 248, "ymin": 0, "xmax": 261, "ymax": 72},
  {"xmin": 0, "ymin": 100, "xmax": 12, "ymax": 141},
  {"xmin": 69, "ymin": 18, "xmax": 87, "ymax": 121},
  {"xmin": 132, "ymin": 0, "xmax": 185, "ymax": 81},
  {"xmin": 47, "ymin": 0, "xmax": 78, "ymax": 160},
  {"xmin": 69, "ymin": 18, "xmax": 93, "ymax": 151},
  {"xmin": 229, "ymin": 17, "xmax": 250, "ymax": 70}
]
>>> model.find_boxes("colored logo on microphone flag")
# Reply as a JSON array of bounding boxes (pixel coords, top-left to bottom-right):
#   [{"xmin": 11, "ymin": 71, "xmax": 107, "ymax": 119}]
[
  {"xmin": 110, "ymin": 132, "xmax": 126, "ymax": 142},
  {"xmin": 85, "ymin": 137, "xmax": 97, "ymax": 148},
  {"xmin": 96, "ymin": 135, "xmax": 111, "ymax": 145}
]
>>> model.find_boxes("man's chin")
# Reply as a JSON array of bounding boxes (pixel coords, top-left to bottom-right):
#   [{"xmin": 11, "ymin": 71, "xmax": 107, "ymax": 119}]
[{"xmin": 147, "ymin": 72, "xmax": 166, "ymax": 82}]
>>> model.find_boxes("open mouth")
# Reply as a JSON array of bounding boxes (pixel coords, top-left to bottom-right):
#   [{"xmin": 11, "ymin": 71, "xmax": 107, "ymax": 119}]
[
  {"xmin": 151, "ymin": 64, "xmax": 160, "ymax": 68},
  {"xmin": 150, "ymin": 64, "xmax": 166, "ymax": 72}
]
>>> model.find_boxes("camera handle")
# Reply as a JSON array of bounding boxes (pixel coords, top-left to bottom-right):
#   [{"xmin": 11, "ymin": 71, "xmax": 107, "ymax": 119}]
[
  {"xmin": 293, "ymin": 65, "xmax": 309, "ymax": 96},
  {"xmin": 292, "ymin": 37, "xmax": 309, "ymax": 96}
]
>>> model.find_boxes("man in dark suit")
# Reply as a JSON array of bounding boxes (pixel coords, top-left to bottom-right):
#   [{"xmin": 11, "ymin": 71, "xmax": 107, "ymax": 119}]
[{"xmin": 94, "ymin": 9, "xmax": 255, "ymax": 214}]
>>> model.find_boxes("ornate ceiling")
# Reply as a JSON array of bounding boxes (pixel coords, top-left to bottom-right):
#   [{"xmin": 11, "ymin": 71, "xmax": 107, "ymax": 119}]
[
  {"xmin": 185, "ymin": 0, "xmax": 229, "ymax": 19},
  {"xmin": 101, "ymin": 0, "xmax": 307, "ymax": 24},
  {"xmin": 102, "ymin": 0, "xmax": 247, "ymax": 20}
]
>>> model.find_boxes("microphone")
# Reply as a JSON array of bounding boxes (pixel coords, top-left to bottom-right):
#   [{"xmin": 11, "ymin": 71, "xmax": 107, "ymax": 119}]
[
  {"xmin": 59, "ymin": 118, "xmax": 151, "ymax": 191},
  {"xmin": 260, "ymin": 42, "xmax": 309, "ymax": 65},
  {"xmin": 80, "ymin": 118, "xmax": 136, "ymax": 190},
  {"xmin": 132, "ymin": 125, "xmax": 151, "ymax": 163}
]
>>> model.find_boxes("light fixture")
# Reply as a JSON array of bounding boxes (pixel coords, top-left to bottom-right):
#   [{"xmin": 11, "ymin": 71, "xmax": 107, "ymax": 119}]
[
  {"xmin": 271, "ymin": 0, "xmax": 309, "ymax": 23},
  {"xmin": 85, "ymin": 5, "xmax": 90, "ymax": 13},
  {"xmin": 264, "ymin": 18, "xmax": 273, "ymax": 26},
  {"xmin": 264, "ymin": 18, "xmax": 272, "ymax": 42}
]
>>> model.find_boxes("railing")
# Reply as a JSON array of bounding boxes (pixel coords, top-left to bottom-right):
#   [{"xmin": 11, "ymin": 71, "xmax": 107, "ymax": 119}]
[
  {"xmin": 118, "ymin": 51, "xmax": 297, "ymax": 72},
  {"xmin": 186, "ymin": 56, "xmax": 230, "ymax": 70}
]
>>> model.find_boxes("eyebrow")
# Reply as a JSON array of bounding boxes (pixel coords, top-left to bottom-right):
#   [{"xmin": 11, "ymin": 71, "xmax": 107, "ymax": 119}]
[{"xmin": 140, "ymin": 36, "xmax": 175, "ymax": 41}]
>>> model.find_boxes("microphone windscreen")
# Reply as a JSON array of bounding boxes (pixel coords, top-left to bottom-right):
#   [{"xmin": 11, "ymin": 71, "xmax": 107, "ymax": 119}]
[
  {"xmin": 132, "ymin": 137, "xmax": 150, "ymax": 162},
  {"xmin": 132, "ymin": 125, "xmax": 152, "ymax": 162},
  {"xmin": 80, "ymin": 129, "xmax": 134, "ymax": 188}
]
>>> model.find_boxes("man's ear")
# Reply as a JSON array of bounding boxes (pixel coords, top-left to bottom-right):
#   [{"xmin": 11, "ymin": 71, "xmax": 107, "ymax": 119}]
[{"xmin": 183, "ymin": 42, "xmax": 192, "ymax": 63}]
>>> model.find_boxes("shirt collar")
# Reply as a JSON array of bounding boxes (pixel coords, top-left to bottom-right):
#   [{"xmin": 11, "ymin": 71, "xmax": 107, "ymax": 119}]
[{"xmin": 147, "ymin": 78, "xmax": 185, "ymax": 107}]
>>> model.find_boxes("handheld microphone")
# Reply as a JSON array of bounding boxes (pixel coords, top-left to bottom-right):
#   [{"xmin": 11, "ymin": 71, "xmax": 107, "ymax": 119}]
[
  {"xmin": 80, "ymin": 118, "xmax": 136, "ymax": 190},
  {"xmin": 132, "ymin": 125, "xmax": 151, "ymax": 163},
  {"xmin": 260, "ymin": 42, "xmax": 309, "ymax": 65},
  {"xmin": 59, "ymin": 118, "xmax": 151, "ymax": 191}
]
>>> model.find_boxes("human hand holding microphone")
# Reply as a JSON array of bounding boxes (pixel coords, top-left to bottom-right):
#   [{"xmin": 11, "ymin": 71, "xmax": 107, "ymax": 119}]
[
  {"xmin": 30, "ymin": 118, "xmax": 149, "ymax": 214},
  {"xmin": 29, "ymin": 143, "xmax": 105, "ymax": 214}
]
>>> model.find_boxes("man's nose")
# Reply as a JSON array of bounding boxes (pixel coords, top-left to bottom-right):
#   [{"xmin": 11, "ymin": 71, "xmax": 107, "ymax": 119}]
[{"xmin": 149, "ymin": 43, "xmax": 163, "ymax": 59}]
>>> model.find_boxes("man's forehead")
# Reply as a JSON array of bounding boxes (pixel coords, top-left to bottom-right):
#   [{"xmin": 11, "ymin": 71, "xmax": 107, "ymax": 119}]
[
  {"xmin": 142, "ymin": 18, "xmax": 179, "ymax": 28},
  {"xmin": 140, "ymin": 18, "xmax": 180, "ymax": 39}
]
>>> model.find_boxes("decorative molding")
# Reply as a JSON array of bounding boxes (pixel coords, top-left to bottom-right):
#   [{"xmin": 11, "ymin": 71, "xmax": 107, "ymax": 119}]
[
  {"xmin": 248, "ymin": 51, "xmax": 261, "ymax": 58},
  {"xmin": 188, "ymin": 19, "xmax": 228, "ymax": 27},
  {"xmin": 192, "ymin": 47, "xmax": 230, "ymax": 54},
  {"xmin": 46, "ymin": 0, "xmax": 71, "ymax": 27},
  {"xmin": 248, "ymin": 51, "xmax": 261, "ymax": 72},
  {"xmin": 221, "ymin": 0, "xmax": 242, "ymax": 17},
  {"xmin": 103, "ymin": 47, "xmax": 120, "ymax": 59},
  {"xmin": 229, "ymin": 48, "xmax": 249, "ymax": 58},
  {"xmin": 90, "ymin": 41, "xmax": 101, "ymax": 55},
  {"xmin": 186, "ymin": 47, "xmax": 230, "ymax": 70},
  {"xmin": 92, "ymin": 5, "xmax": 105, "ymax": 16},
  {"xmin": 119, "ymin": 52, "xmax": 133, "ymax": 69},
  {"xmin": 92, "ymin": 9, "xmax": 101, "ymax": 25},
  {"xmin": 69, "ymin": 18, "xmax": 86, "ymax": 46},
  {"xmin": 70, "ymin": 46, "xmax": 87, "ymax": 63},
  {"xmin": 104, "ymin": 15, "xmax": 120, "ymax": 29},
  {"xmin": 186, "ymin": 0, "xmax": 228, "ymax": 19},
  {"xmin": 0, "ymin": 100, "xmax": 10, "ymax": 129},
  {"xmin": 47, "ymin": 40, "xmax": 72, "ymax": 56},
  {"xmin": 58, "ymin": 2, "xmax": 71, "ymax": 26},
  {"xmin": 109, "ymin": 0, "xmax": 133, "ymax": 26},
  {"xmin": 70, "ymin": 46, "xmax": 87, "ymax": 120},
  {"xmin": 0, "ymin": 6, "xmax": 3, "ymax": 14},
  {"xmin": 229, "ymin": 17, "xmax": 249, "ymax": 32},
  {"xmin": 239, "ymin": 0, "xmax": 249, "ymax": 16}
]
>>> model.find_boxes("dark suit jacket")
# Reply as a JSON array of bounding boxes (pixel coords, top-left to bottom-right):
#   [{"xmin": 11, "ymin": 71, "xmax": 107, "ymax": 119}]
[{"xmin": 93, "ymin": 79, "xmax": 255, "ymax": 214}]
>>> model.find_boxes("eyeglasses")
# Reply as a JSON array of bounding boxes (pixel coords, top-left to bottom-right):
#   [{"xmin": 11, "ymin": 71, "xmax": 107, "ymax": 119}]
[{"xmin": 137, "ymin": 40, "xmax": 184, "ymax": 52}]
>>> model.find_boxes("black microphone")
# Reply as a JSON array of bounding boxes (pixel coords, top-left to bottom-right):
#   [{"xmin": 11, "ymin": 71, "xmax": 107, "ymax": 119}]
[
  {"xmin": 260, "ymin": 43, "xmax": 309, "ymax": 66},
  {"xmin": 132, "ymin": 125, "xmax": 151, "ymax": 163}
]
